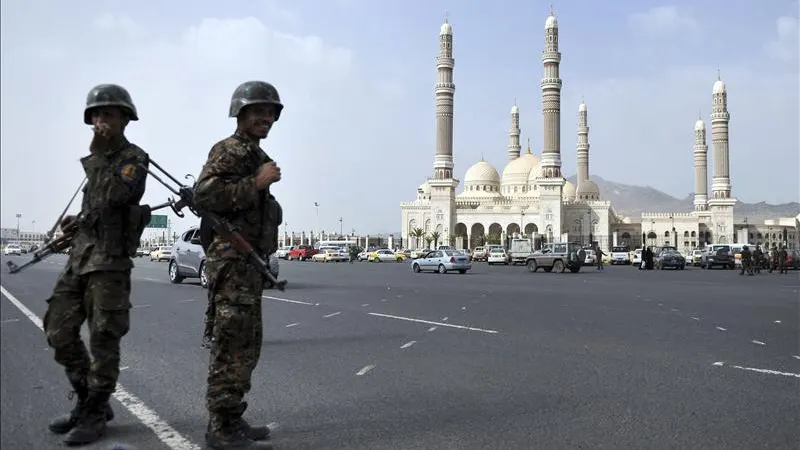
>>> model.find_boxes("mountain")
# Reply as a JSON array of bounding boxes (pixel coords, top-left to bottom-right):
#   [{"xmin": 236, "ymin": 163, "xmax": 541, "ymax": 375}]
[{"xmin": 566, "ymin": 175, "xmax": 799, "ymax": 221}]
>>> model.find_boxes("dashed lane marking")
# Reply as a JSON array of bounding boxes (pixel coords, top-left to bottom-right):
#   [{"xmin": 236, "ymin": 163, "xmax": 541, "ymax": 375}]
[
  {"xmin": 0, "ymin": 318, "xmax": 21, "ymax": 324},
  {"xmin": 263, "ymin": 295, "xmax": 317, "ymax": 306},
  {"xmin": 713, "ymin": 361, "xmax": 800, "ymax": 378},
  {"xmin": 285, "ymin": 322, "xmax": 300, "ymax": 328},
  {"xmin": 368, "ymin": 313, "xmax": 499, "ymax": 334},
  {"xmin": 400, "ymin": 340, "xmax": 416, "ymax": 349},
  {"xmin": 751, "ymin": 340, "xmax": 766, "ymax": 346},
  {"xmin": 356, "ymin": 365, "xmax": 375, "ymax": 376},
  {"xmin": 0, "ymin": 285, "xmax": 200, "ymax": 450},
  {"xmin": 323, "ymin": 311, "xmax": 341, "ymax": 318}
]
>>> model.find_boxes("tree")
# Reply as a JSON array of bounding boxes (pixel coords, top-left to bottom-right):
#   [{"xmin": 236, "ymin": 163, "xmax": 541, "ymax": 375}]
[
  {"xmin": 424, "ymin": 233, "xmax": 433, "ymax": 248},
  {"xmin": 430, "ymin": 230, "xmax": 442, "ymax": 247},
  {"xmin": 486, "ymin": 232, "xmax": 502, "ymax": 245},
  {"xmin": 411, "ymin": 228, "xmax": 424, "ymax": 249}
]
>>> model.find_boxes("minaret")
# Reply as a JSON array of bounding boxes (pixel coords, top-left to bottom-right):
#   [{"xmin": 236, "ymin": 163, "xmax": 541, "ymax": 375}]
[
  {"xmin": 539, "ymin": 7, "xmax": 563, "ymax": 179},
  {"xmin": 508, "ymin": 102, "xmax": 521, "ymax": 161},
  {"xmin": 707, "ymin": 70, "xmax": 736, "ymax": 244},
  {"xmin": 693, "ymin": 115, "xmax": 708, "ymax": 212},
  {"xmin": 536, "ymin": 8, "xmax": 565, "ymax": 242},
  {"xmin": 576, "ymin": 98, "xmax": 589, "ymax": 184},
  {"xmin": 433, "ymin": 17, "xmax": 455, "ymax": 180},
  {"xmin": 710, "ymin": 71, "xmax": 731, "ymax": 199},
  {"xmin": 428, "ymin": 16, "xmax": 459, "ymax": 242}
]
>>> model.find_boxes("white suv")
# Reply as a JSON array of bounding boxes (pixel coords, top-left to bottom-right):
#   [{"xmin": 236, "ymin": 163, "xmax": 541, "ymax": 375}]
[{"xmin": 4, "ymin": 244, "xmax": 22, "ymax": 256}]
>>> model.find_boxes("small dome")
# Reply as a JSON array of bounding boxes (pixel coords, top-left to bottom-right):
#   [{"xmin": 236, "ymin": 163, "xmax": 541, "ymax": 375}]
[
  {"xmin": 417, "ymin": 181, "xmax": 430, "ymax": 194},
  {"xmin": 622, "ymin": 216, "xmax": 632, "ymax": 224},
  {"xmin": 545, "ymin": 15, "xmax": 558, "ymax": 29},
  {"xmin": 511, "ymin": 104, "xmax": 519, "ymax": 114},
  {"xmin": 526, "ymin": 162, "xmax": 543, "ymax": 184},
  {"xmin": 562, "ymin": 181, "xmax": 576, "ymax": 200},
  {"xmin": 502, "ymin": 152, "xmax": 540, "ymax": 181},
  {"xmin": 694, "ymin": 119, "xmax": 705, "ymax": 131},
  {"xmin": 712, "ymin": 79, "xmax": 725, "ymax": 94},
  {"xmin": 576, "ymin": 180, "xmax": 600, "ymax": 199},
  {"xmin": 440, "ymin": 22, "xmax": 452, "ymax": 35},
  {"xmin": 578, "ymin": 102, "xmax": 586, "ymax": 112},
  {"xmin": 464, "ymin": 160, "xmax": 500, "ymax": 185}
]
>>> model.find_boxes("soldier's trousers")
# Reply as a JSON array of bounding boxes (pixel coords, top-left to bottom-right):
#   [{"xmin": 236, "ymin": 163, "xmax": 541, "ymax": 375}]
[
  {"xmin": 43, "ymin": 267, "xmax": 132, "ymax": 393},
  {"xmin": 205, "ymin": 258, "xmax": 265, "ymax": 434}
]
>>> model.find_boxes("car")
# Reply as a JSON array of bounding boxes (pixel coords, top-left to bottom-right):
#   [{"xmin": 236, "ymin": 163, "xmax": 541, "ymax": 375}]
[
  {"xmin": 583, "ymin": 248, "xmax": 597, "ymax": 265},
  {"xmin": 276, "ymin": 245, "xmax": 294, "ymax": 259},
  {"xmin": 311, "ymin": 249, "xmax": 347, "ymax": 262},
  {"xmin": 656, "ymin": 250, "xmax": 686, "ymax": 270},
  {"xmin": 4, "ymin": 244, "xmax": 22, "ymax": 256},
  {"xmin": 410, "ymin": 249, "xmax": 471, "ymax": 274},
  {"xmin": 525, "ymin": 242, "xmax": 584, "ymax": 273},
  {"xmin": 632, "ymin": 248, "xmax": 643, "ymax": 266},
  {"xmin": 701, "ymin": 245, "xmax": 735, "ymax": 269},
  {"xmin": 287, "ymin": 245, "xmax": 317, "ymax": 261},
  {"xmin": 610, "ymin": 245, "xmax": 631, "ymax": 265},
  {"xmin": 487, "ymin": 247, "xmax": 510, "ymax": 265},
  {"xmin": 369, "ymin": 249, "xmax": 405, "ymax": 262},
  {"xmin": 168, "ymin": 226, "xmax": 279, "ymax": 289},
  {"xmin": 150, "ymin": 246, "xmax": 172, "ymax": 262}
]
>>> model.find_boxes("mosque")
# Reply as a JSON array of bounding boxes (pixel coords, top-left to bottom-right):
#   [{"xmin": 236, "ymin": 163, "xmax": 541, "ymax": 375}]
[{"xmin": 399, "ymin": 10, "xmax": 749, "ymax": 253}]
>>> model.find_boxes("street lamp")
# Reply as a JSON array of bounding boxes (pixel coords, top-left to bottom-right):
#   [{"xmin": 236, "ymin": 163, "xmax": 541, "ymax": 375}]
[
  {"xmin": 650, "ymin": 219, "xmax": 655, "ymax": 247},
  {"xmin": 314, "ymin": 202, "xmax": 319, "ymax": 246},
  {"xmin": 587, "ymin": 210, "xmax": 593, "ymax": 247},
  {"xmin": 669, "ymin": 214, "xmax": 676, "ymax": 248},
  {"xmin": 338, "ymin": 217, "xmax": 343, "ymax": 237}
]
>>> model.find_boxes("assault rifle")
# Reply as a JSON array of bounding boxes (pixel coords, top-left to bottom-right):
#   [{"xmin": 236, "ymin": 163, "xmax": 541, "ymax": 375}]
[
  {"xmin": 141, "ymin": 159, "xmax": 288, "ymax": 291},
  {"xmin": 6, "ymin": 191, "xmax": 180, "ymax": 275}
]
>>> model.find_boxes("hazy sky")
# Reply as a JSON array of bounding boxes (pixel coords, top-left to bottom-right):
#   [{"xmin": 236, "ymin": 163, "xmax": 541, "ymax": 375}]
[{"xmin": 1, "ymin": 0, "xmax": 798, "ymax": 235}]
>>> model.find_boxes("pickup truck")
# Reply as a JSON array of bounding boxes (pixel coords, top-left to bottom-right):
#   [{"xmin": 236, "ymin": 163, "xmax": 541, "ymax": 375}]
[
  {"xmin": 287, "ymin": 245, "xmax": 318, "ymax": 261},
  {"xmin": 525, "ymin": 242, "xmax": 584, "ymax": 273}
]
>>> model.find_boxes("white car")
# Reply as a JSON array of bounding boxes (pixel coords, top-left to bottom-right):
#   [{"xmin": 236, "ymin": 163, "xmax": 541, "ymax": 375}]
[
  {"xmin": 369, "ymin": 249, "xmax": 401, "ymax": 262},
  {"xmin": 4, "ymin": 244, "xmax": 22, "ymax": 256},
  {"xmin": 610, "ymin": 246, "xmax": 631, "ymax": 265},
  {"xmin": 632, "ymin": 248, "xmax": 643, "ymax": 266},
  {"xmin": 487, "ymin": 247, "xmax": 510, "ymax": 265},
  {"xmin": 276, "ymin": 245, "xmax": 294, "ymax": 259},
  {"xmin": 150, "ymin": 246, "xmax": 172, "ymax": 262},
  {"xmin": 311, "ymin": 249, "xmax": 346, "ymax": 262}
]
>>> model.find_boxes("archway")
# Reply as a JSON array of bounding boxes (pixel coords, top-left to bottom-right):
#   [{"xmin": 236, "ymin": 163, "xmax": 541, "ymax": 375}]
[
  {"xmin": 470, "ymin": 223, "xmax": 485, "ymax": 248},
  {"xmin": 454, "ymin": 222, "xmax": 468, "ymax": 249},
  {"xmin": 621, "ymin": 232, "xmax": 631, "ymax": 246},
  {"xmin": 506, "ymin": 223, "xmax": 520, "ymax": 236},
  {"xmin": 487, "ymin": 223, "xmax": 503, "ymax": 245},
  {"xmin": 647, "ymin": 231, "xmax": 657, "ymax": 247},
  {"xmin": 524, "ymin": 223, "xmax": 538, "ymax": 235}
]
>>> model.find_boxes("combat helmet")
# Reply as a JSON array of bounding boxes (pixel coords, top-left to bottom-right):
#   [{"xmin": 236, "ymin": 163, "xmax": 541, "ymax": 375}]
[
  {"xmin": 228, "ymin": 81, "xmax": 283, "ymax": 120},
  {"xmin": 83, "ymin": 84, "xmax": 139, "ymax": 125}
]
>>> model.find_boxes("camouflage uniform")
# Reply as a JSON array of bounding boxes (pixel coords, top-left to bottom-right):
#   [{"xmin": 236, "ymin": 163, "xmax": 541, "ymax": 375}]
[
  {"xmin": 752, "ymin": 246, "xmax": 763, "ymax": 274},
  {"xmin": 44, "ymin": 84, "xmax": 150, "ymax": 445},
  {"xmin": 769, "ymin": 244, "xmax": 778, "ymax": 273},
  {"xmin": 194, "ymin": 81, "xmax": 282, "ymax": 450},
  {"xmin": 778, "ymin": 245, "xmax": 788, "ymax": 274},
  {"xmin": 739, "ymin": 246, "xmax": 752, "ymax": 276}
]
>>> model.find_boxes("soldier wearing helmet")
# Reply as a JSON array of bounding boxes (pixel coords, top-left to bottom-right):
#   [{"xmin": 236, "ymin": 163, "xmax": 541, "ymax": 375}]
[
  {"xmin": 193, "ymin": 81, "xmax": 283, "ymax": 449},
  {"xmin": 739, "ymin": 245, "xmax": 752, "ymax": 276},
  {"xmin": 43, "ymin": 84, "xmax": 150, "ymax": 446}
]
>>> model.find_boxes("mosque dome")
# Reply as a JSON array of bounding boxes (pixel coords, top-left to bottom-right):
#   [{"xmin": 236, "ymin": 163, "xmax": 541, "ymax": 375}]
[
  {"xmin": 622, "ymin": 216, "xmax": 632, "ymax": 224},
  {"xmin": 440, "ymin": 22, "xmax": 452, "ymax": 35},
  {"xmin": 562, "ymin": 180, "xmax": 576, "ymax": 201},
  {"xmin": 578, "ymin": 102, "xmax": 587, "ymax": 112},
  {"xmin": 501, "ymin": 152, "xmax": 540, "ymax": 183},
  {"xmin": 418, "ymin": 181, "xmax": 430, "ymax": 193},
  {"xmin": 463, "ymin": 160, "xmax": 500, "ymax": 185},
  {"xmin": 694, "ymin": 119, "xmax": 705, "ymax": 131},
  {"xmin": 712, "ymin": 79, "xmax": 726, "ymax": 94},
  {"xmin": 545, "ymin": 15, "xmax": 558, "ymax": 29},
  {"xmin": 576, "ymin": 180, "xmax": 600, "ymax": 200},
  {"xmin": 511, "ymin": 104, "xmax": 519, "ymax": 114}
]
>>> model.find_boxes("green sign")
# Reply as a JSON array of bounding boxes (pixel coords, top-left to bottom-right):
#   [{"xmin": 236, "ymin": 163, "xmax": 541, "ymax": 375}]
[{"xmin": 147, "ymin": 214, "xmax": 168, "ymax": 229}]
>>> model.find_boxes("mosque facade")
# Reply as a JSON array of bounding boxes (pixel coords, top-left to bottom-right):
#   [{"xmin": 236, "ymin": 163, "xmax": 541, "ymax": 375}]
[{"xmin": 400, "ymin": 11, "xmax": 739, "ymax": 253}]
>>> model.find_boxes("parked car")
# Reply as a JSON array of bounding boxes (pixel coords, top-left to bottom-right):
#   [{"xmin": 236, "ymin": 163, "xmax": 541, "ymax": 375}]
[
  {"xmin": 656, "ymin": 250, "xmax": 686, "ymax": 270},
  {"xmin": 410, "ymin": 249, "xmax": 471, "ymax": 274},
  {"xmin": 525, "ymin": 242, "xmax": 584, "ymax": 273},
  {"xmin": 487, "ymin": 247, "xmax": 510, "ymax": 265},
  {"xmin": 276, "ymin": 245, "xmax": 294, "ymax": 259},
  {"xmin": 632, "ymin": 248, "xmax": 643, "ymax": 266},
  {"xmin": 472, "ymin": 246, "xmax": 488, "ymax": 262},
  {"xmin": 700, "ymin": 245, "xmax": 735, "ymax": 269},
  {"xmin": 4, "ymin": 244, "xmax": 21, "ymax": 256},
  {"xmin": 610, "ymin": 245, "xmax": 631, "ymax": 265},
  {"xmin": 368, "ymin": 249, "xmax": 405, "ymax": 262},
  {"xmin": 287, "ymin": 245, "xmax": 317, "ymax": 261},
  {"xmin": 168, "ymin": 226, "xmax": 279, "ymax": 289},
  {"xmin": 150, "ymin": 246, "xmax": 172, "ymax": 262},
  {"xmin": 311, "ymin": 249, "xmax": 347, "ymax": 262},
  {"xmin": 583, "ymin": 248, "xmax": 597, "ymax": 266}
]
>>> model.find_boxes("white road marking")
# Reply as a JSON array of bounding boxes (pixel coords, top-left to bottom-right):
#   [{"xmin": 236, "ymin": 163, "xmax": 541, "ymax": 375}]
[
  {"xmin": 713, "ymin": 361, "xmax": 800, "ymax": 378},
  {"xmin": 792, "ymin": 355, "xmax": 800, "ymax": 360},
  {"xmin": 400, "ymin": 340, "xmax": 416, "ymax": 349},
  {"xmin": 0, "ymin": 285, "xmax": 200, "ymax": 450},
  {"xmin": 0, "ymin": 318, "xmax": 21, "ymax": 324},
  {"xmin": 396, "ymin": 295, "xmax": 403, "ymax": 298},
  {"xmin": 461, "ymin": 307, "xmax": 467, "ymax": 310},
  {"xmin": 716, "ymin": 326, "xmax": 727, "ymax": 331},
  {"xmin": 177, "ymin": 299, "xmax": 196, "ymax": 303},
  {"xmin": 132, "ymin": 304, "xmax": 151, "ymax": 309},
  {"xmin": 323, "ymin": 311, "xmax": 341, "ymax": 318},
  {"xmin": 361, "ymin": 303, "xmax": 370, "ymax": 307},
  {"xmin": 774, "ymin": 320, "xmax": 781, "ymax": 324},
  {"xmin": 381, "ymin": 298, "xmax": 387, "ymax": 302},
  {"xmin": 751, "ymin": 340, "xmax": 766, "ymax": 346},
  {"xmin": 142, "ymin": 277, "xmax": 162, "ymax": 283},
  {"xmin": 356, "ymin": 364, "xmax": 375, "ymax": 376},
  {"xmin": 690, "ymin": 317, "xmax": 700, "ymax": 321},
  {"xmin": 441, "ymin": 317, "xmax": 449, "ymax": 322},
  {"xmin": 285, "ymin": 322, "xmax": 299, "ymax": 328},
  {"xmin": 369, "ymin": 313, "xmax": 499, "ymax": 334},
  {"xmin": 671, "ymin": 308, "xmax": 679, "ymax": 312},
  {"xmin": 263, "ymin": 295, "xmax": 315, "ymax": 306},
  {"xmin": 120, "ymin": 366, "xmax": 130, "ymax": 371},
  {"xmin": 427, "ymin": 326, "xmax": 438, "ymax": 332}
]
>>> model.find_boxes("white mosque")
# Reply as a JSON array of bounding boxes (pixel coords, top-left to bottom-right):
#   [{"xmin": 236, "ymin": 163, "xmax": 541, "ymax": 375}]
[{"xmin": 400, "ymin": 10, "xmax": 746, "ymax": 253}]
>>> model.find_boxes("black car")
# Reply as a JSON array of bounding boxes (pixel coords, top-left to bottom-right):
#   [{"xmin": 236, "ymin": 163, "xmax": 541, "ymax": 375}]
[{"xmin": 656, "ymin": 250, "xmax": 686, "ymax": 270}]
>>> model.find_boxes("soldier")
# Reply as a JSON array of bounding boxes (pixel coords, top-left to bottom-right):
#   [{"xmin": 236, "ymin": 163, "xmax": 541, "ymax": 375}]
[
  {"xmin": 594, "ymin": 245, "xmax": 605, "ymax": 271},
  {"xmin": 193, "ymin": 81, "xmax": 283, "ymax": 450},
  {"xmin": 768, "ymin": 244, "xmax": 777, "ymax": 273},
  {"xmin": 44, "ymin": 84, "xmax": 150, "ymax": 445},
  {"xmin": 778, "ymin": 243, "xmax": 788, "ymax": 274},
  {"xmin": 752, "ymin": 244, "xmax": 763, "ymax": 274},
  {"xmin": 739, "ymin": 245, "xmax": 752, "ymax": 276}
]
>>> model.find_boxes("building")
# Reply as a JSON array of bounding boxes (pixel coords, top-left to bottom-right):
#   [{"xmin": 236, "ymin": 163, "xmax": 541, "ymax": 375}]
[{"xmin": 399, "ymin": 11, "xmax": 795, "ymax": 254}]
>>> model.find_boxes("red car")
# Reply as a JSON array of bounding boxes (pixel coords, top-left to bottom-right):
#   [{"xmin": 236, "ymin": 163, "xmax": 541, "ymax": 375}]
[{"xmin": 288, "ymin": 245, "xmax": 317, "ymax": 261}]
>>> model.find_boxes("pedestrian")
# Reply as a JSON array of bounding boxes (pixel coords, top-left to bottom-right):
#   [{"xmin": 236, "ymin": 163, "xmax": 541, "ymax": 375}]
[
  {"xmin": 595, "ymin": 246, "xmax": 605, "ymax": 271},
  {"xmin": 778, "ymin": 244, "xmax": 788, "ymax": 274},
  {"xmin": 753, "ymin": 245, "xmax": 763, "ymax": 274},
  {"xmin": 769, "ymin": 244, "xmax": 778, "ymax": 273},
  {"xmin": 193, "ymin": 81, "xmax": 283, "ymax": 450},
  {"xmin": 739, "ymin": 245, "xmax": 753, "ymax": 276},
  {"xmin": 44, "ymin": 84, "xmax": 150, "ymax": 445}
]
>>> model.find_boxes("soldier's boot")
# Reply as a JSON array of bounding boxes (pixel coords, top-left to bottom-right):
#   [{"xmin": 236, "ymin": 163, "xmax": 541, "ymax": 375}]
[
  {"xmin": 206, "ymin": 402, "xmax": 270, "ymax": 442},
  {"xmin": 205, "ymin": 420, "xmax": 273, "ymax": 450},
  {"xmin": 63, "ymin": 391, "xmax": 110, "ymax": 446},
  {"xmin": 49, "ymin": 382, "xmax": 114, "ymax": 434}
]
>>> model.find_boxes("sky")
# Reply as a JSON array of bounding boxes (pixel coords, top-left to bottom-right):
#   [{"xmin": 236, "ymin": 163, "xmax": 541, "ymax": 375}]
[{"xmin": 1, "ymin": 0, "xmax": 798, "ymax": 236}]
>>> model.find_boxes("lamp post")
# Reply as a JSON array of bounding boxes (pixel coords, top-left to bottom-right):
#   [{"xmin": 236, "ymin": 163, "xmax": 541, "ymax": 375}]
[
  {"xmin": 314, "ymin": 202, "xmax": 319, "ymax": 247},
  {"xmin": 520, "ymin": 210, "xmax": 526, "ymax": 238},
  {"xmin": 338, "ymin": 217, "xmax": 343, "ymax": 237},
  {"xmin": 15, "ymin": 213, "xmax": 21, "ymax": 245},
  {"xmin": 743, "ymin": 217, "xmax": 748, "ymax": 244},
  {"xmin": 669, "ymin": 214, "xmax": 676, "ymax": 248},
  {"xmin": 587, "ymin": 210, "xmax": 593, "ymax": 247},
  {"xmin": 650, "ymin": 219, "xmax": 655, "ymax": 247}
]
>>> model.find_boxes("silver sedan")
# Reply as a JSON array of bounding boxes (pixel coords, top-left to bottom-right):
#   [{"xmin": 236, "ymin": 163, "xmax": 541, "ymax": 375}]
[{"xmin": 410, "ymin": 249, "xmax": 472, "ymax": 274}]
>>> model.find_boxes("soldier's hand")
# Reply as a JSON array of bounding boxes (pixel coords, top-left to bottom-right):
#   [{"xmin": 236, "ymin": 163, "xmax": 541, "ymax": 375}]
[
  {"xmin": 90, "ymin": 123, "xmax": 111, "ymax": 153},
  {"xmin": 60, "ymin": 215, "xmax": 77, "ymax": 231},
  {"xmin": 255, "ymin": 161, "xmax": 281, "ymax": 190}
]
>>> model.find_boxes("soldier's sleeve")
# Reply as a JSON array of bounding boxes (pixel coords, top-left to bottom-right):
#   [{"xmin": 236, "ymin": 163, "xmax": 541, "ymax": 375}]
[
  {"xmin": 193, "ymin": 142, "xmax": 259, "ymax": 213},
  {"xmin": 108, "ymin": 149, "xmax": 149, "ymax": 206}
]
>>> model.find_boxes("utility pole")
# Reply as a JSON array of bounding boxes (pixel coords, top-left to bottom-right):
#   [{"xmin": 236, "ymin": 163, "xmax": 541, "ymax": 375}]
[
  {"xmin": 314, "ymin": 202, "xmax": 320, "ymax": 247},
  {"xmin": 15, "ymin": 213, "xmax": 21, "ymax": 245},
  {"xmin": 338, "ymin": 217, "xmax": 343, "ymax": 237}
]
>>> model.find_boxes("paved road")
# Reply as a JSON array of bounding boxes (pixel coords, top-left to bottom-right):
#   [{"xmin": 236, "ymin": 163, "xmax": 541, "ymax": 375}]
[{"xmin": 1, "ymin": 254, "xmax": 798, "ymax": 450}]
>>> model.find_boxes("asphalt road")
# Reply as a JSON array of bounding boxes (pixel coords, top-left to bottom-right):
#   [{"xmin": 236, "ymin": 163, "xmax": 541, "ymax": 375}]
[{"xmin": 1, "ymin": 254, "xmax": 798, "ymax": 450}]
